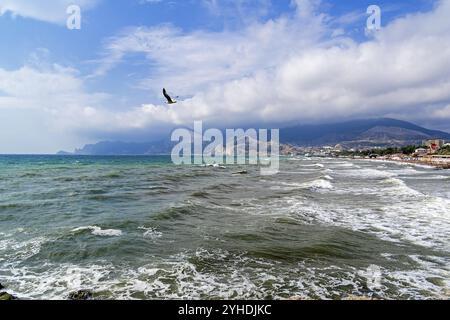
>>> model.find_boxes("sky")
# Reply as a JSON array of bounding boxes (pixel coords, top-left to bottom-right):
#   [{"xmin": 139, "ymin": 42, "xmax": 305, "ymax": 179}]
[{"xmin": 0, "ymin": 0, "xmax": 449, "ymax": 153}]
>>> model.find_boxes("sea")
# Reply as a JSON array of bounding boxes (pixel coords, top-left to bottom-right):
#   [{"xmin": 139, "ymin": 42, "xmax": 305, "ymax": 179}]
[{"xmin": 0, "ymin": 155, "xmax": 449, "ymax": 300}]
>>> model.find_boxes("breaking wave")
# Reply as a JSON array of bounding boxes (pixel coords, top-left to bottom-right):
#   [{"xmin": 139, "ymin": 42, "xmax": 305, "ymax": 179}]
[{"xmin": 71, "ymin": 226, "xmax": 123, "ymax": 237}]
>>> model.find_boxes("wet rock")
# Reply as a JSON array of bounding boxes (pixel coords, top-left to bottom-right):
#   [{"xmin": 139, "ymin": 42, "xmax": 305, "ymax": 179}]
[
  {"xmin": 0, "ymin": 283, "xmax": 4, "ymax": 290},
  {"xmin": 68, "ymin": 290, "xmax": 94, "ymax": 300},
  {"xmin": 232, "ymin": 170, "xmax": 248, "ymax": 175},
  {"xmin": 426, "ymin": 277, "xmax": 445, "ymax": 287},
  {"xmin": 0, "ymin": 292, "xmax": 17, "ymax": 301}
]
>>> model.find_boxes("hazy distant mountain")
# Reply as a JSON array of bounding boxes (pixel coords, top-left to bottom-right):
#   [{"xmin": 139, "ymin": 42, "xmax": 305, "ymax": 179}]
[
  {"xmin": 280, "ymin": 118, "xmax": 450, "ymax": 148},
  {"xmin": 58, "ymin": 140, "xmax": 173, "ymax": 156},
  {"xmin": 58, "ymin": 118, "xmax": 450, "ymax": 155}
]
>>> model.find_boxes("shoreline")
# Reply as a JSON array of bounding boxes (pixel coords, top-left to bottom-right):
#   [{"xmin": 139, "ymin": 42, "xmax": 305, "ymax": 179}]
[{"xmin": 354, "ymin": 157, "xmax": 450, "ymax": 170}]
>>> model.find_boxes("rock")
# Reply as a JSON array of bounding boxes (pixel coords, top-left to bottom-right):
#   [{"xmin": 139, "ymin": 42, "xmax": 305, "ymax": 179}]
[
  {"xmin": 232, "ymin": 170, "xmax": 248, "ymax": 175},
  {"xmin": 426, "ymin": 277, "xmax": 445, "ymax": 287},
  {"xmin": 68, "ymin": 290, "xmax": 93, "ymax": 300},
  {"xmin": 0, "ymin": 283, "xmax": 4, "ymax": 290},
  {"xmin": 444, "ymin": 288, "xmax": 450, "ymax": 297},
  {"xmin": 0, "ymin": 292, "xmax": 16, "ymax": 301}
]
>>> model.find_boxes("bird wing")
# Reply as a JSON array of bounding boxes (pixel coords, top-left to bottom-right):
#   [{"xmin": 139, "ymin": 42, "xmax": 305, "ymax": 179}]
[{"xmin": 163, "ymin": 88, "xmax": 174, "ymax": 104}]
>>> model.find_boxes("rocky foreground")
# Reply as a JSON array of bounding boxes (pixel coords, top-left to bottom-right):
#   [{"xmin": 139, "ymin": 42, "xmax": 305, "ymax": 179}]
[
  {"xmin": 0, "ymin": 283, "xmax": 17, "ymax": 301},
  {"xmin": 0, "ymin": 284, "xmax": 96, "ymax": 300}
]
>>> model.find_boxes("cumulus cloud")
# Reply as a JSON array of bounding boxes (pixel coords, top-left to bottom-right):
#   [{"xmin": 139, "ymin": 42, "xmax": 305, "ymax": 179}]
[
  {"xmin": 0, "ymin": 0, "xmax": 100, "ymax": 24},
  {"xmin": 90, "ymin": 0, "xmax": 450, "ymax": 132},
  {"xmin": 0, "ymin": 56, "xmax": 110, "ymax": 153},
  {"xmin": 2, "ymin": 0, "xmax": 450, "ymax": 153}
]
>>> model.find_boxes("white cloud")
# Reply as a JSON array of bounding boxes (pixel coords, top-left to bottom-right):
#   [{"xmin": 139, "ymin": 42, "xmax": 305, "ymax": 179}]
[
  {"xmin": 0, "ymin": 0, "xmax": 100, "ymax": 24},
  {"xmin": 3, "ymin": 0, "xmax": 450, "ymax": 153},
  {"xmin": 91, "ymin": 0, "xmax": 450, "ymax": 132},
  {"xmin": 94, "ymin": 0, "xmax": 328, "ymax": 89},
  {"xmin": 0, "ymin": 59, "xmax": 110, "ymax": 153}
]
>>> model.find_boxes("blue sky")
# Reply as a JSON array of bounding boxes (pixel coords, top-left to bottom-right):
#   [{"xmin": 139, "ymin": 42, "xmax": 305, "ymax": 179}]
[{"xmin": 0, "ymin": 0, "xmax": 448, "ymax": 153}]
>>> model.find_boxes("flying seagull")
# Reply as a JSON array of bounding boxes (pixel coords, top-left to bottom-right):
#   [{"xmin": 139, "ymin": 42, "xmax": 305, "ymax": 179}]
[{"xmin": 163, "ymin": 88, "xmax": 177, "ymax": 104}]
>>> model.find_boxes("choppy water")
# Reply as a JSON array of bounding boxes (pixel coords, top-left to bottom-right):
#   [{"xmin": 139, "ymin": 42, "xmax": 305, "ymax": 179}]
[{"xmin": 0, "ymin": 155, "xmax": 449, "ymax": 300}]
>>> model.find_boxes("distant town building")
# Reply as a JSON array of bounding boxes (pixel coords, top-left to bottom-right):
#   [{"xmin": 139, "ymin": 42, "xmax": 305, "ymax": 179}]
[{"xmin": 423, "ymin": 139, "xmax": 445, "ymax": 153}]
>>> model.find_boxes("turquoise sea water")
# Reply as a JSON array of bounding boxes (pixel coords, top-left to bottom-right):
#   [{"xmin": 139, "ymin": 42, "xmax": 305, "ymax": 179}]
[{"xmin": 0, "ymin": 155, "xmax": 449, "ymax": 299}]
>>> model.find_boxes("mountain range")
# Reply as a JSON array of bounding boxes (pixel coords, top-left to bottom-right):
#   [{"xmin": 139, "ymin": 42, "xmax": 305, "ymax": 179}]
[
  {"xmin": 58, "ymin": 118, "xmax": 450, "ymax": 155},
  {"xmin": 280, "ymin": 118, "xmax": 450, "ymax": 148}
]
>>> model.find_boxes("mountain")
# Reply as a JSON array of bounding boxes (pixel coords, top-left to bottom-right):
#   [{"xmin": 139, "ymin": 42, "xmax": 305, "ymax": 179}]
[
  {"xmin": 58, "ymin": 118, "xmax": 450, "ymax": 155},
  {"xmin": 280, "ymin": 118, "xmax": 450, "ymax": 148},
  {"xmin": 59, "ymin": 140, "xmax": 173, "ymax": 156}
]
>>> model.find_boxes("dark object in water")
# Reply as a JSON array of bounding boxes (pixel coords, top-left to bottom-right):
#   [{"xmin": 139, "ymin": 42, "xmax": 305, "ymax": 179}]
[
  {"xmin": 233, "ymin": 170, "xmax": 248, "ymax": 175},
  {"xmin": 0, "ymin": 283, "xmax": 4, "ymax": 290},
  {"xmin": 0, "ymin": 292, "xmax": 17, "ymax": 300},
  {"xmin": 68, "ymin": 290, "xmax": 93, "ymax": 300}
]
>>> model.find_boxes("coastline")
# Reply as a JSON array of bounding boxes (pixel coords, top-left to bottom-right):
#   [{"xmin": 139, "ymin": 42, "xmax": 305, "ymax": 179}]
[{"xmin": 355, "ymin": 157, "xmax": 450, "ymax": 170}]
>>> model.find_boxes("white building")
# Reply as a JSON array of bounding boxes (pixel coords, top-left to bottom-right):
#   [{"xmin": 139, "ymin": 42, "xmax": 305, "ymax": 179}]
[{"xmin": 415, "ymin": 148, "xmax": 428, "ymax": 156}]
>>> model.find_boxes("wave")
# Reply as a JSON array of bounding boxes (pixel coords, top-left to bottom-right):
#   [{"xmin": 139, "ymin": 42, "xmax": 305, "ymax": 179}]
[
  {"xmin": 71, "ymin": 226, "xmax": 122, "ymax": 237},
  {"xmin": 0, "ymin": 236, "xmax": 47, "ymax": 261},
  {"xmin": 381, "ymin": 178, "xmax": 423, "ymax": 197},
  {"xmin": 335, "ymin": 162, "xmax": 355, "ymax": 168},
  {"xmin": 404, "ymin": 175, "xmax": 450, "ymax": 181},
  {"xmin": 160, "ymin": 171, "xmax": 214, "ymax": 182},
  {"xmin": 138, "ymin": 227, "xmax": 162, "ymax": 240},
  {"xmin": 286, "ymin": 188, "xmax": 449, "ymax": 250},
  {"xmin": 2, "ymin": 248, "xmax": 448, "ymax": 300},
  {"xmin": 339, "ymin": 168, "xmax": 396, "ymax": 179},
  {"xmin": 272, "ymin": 179, "xmax": 333, "ymax": 192},
  {"xmin": 368, "ymin": 159, "xmax": 436, "ymax": 170},
  {"xmin": 303, "ymin": 163, "xmax": 325, "ymax": 168},
  {"xmin": 304, "ymin": 179, "xmax": 333, "ymax": 190},
  {"xmin": 153, "ymin": 204, "xmax": 201, "ymax": 221}
]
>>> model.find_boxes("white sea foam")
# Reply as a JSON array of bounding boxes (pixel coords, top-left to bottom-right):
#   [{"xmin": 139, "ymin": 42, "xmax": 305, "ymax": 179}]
[
  {"xmin": 381, "ymin": 177, "xmax": 423, "ymax": 197},
  {"xmin": 335, "ymin": 162, "xmax": 356, "ymax": 168},
  {"xmin": 138, "ymin": 226, "xmax": 162, "ymax": 240},
  {"xmin": 384, "ymin": 167, "xmax": 425, "ymax": 177},
  {"xmin": 404, "ymin": 175, "xmax": 449, "ymax": 180},
  {"xmin": 301, "ymin": 163, "xmax": 325, "ymax": 169},
  {"xmin": 0, "ymin": 236, "xmax": 47, "ymax": 261},
  {"xmin": 283, "ymin": 186, "xmax": 450, "ymax": 250},
  {"xmin": 1, "ymin": 246, "xmax": 448, "ymax": 300},
  {"xmin": 272, "ymin": 178, "xmax": 334, "ymax": 191},
  {"xmin": 306, "ymin": 179, "xmax": 334, "ymax": 190},
  {"xmin": 72, "ymin": 226, "xmax": 122, "ymax": 237},
  {"xmin": 337, "ymin": 168, "xmax": 397, "ymax": 179}
]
